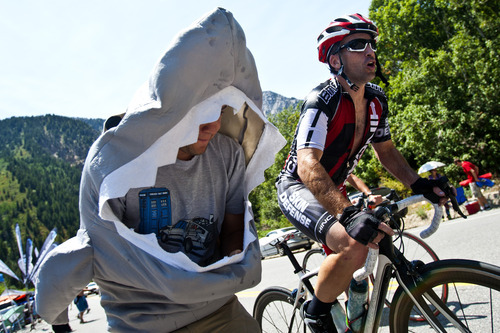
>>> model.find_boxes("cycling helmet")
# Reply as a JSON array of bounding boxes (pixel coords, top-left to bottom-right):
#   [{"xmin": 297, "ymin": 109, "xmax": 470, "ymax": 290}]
[
  {"xmin": 317, "ymin": 13, "xmax": 378, "ymax": 63},
  {"xmin": 317, "ymin": 13, "xmax": 387, "ymax": 90}
]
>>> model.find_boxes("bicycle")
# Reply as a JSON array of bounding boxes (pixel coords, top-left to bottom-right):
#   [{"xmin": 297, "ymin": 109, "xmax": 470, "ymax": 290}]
[
  {"xmin": 301, "ymin": 188, "xmax": 447, "ymax": 322},
  {"xmin": 253, "ymin": 191, "xmax": 500, "ymax": 332},
  {"xmin": 302, "ymin": 187, "xmax": 438, "ymax": 273},
  {"xmin": 302, "ymin": 231, "xmax": 443, "ymax": 321}
]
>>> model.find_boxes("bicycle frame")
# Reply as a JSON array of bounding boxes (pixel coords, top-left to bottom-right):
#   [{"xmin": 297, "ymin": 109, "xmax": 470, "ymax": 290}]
[
  {"xmin": 261, "ymin": 181, "xmax": 475, "ymax": 332},
  {"xmin": 274, "ymin": 200, "xmax": 459, "ymax": 333},
  {"xmin": 363, "ymin": 235, "xmax": 394, "ymax": 332},
  {"xmin": 276, "ymin": 232, "xmax": 452, "ymax": 333},
  {"xmin": 364, "ymin": 233, "xmax": 464, "ymax": 333}
]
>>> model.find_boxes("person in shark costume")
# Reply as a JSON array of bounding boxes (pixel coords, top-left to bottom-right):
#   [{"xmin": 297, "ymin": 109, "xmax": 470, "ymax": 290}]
[{"xmin": 35, "ymin": 7, "xmax": 286, "ymax": 332}]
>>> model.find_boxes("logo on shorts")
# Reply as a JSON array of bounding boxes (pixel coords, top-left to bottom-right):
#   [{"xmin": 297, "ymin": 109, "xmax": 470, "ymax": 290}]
[
  {"xmin": 317, "ymin": 214, "xmax": 334, "ymax": 234},
  {"xmin": 279, "ymin": 192, "xmax": 312, "ymax": 228}
]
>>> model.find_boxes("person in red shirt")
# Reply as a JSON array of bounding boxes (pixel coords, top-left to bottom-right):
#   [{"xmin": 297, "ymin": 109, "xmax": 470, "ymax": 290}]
[{"xmin": 454, "ymin": 159, "xmax": 491, "ymax": 210}]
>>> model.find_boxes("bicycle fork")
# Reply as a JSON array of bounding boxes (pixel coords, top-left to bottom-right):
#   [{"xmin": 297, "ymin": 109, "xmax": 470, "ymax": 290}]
[{"xmin": 393, "ymin": 262, "xmax": 470, "ymax": 333}]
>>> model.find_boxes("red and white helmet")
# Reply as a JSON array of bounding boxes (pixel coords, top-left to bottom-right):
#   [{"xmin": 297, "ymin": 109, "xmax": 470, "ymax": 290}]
[{"xmin": 317, "ymin": 13, "xmax": 378, "ymax": 63}]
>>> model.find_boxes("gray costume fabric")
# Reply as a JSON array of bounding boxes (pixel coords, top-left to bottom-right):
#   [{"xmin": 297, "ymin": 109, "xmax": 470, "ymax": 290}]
[
  {"xmin": 109, "ymin": 133, "xmax": 246, "ymax": 267},
  {"xmin": 34, "ymin": 7, "xmax": 286, "ymax": 332}
]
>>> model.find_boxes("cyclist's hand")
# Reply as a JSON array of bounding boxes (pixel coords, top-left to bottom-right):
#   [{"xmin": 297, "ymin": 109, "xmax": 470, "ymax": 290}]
[
  {"xmin": 338, "ymin": 206, "xmax": 393, "ymax": 247},
  {"xmin": 350, "ymin": 197, "xmax": 362, "ymax": 208},
  {"xmin": 367, "ymin": 194, "xmax": 383, "ymax": 207},
  {"xmin": 410, "ymin": 177, "xmax": 446, "ymax": 205}
]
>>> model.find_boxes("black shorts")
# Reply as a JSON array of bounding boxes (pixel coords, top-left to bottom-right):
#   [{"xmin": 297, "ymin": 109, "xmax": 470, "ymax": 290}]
[{"xmin": 276, "ymin": 176, "xmax": 337, "ymax": 246}]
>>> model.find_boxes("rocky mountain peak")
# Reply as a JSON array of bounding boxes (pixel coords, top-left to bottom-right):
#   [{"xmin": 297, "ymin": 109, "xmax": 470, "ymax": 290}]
[{"xmin": 262, "ymin": 91, "xmax": 301, "ymax": 117}]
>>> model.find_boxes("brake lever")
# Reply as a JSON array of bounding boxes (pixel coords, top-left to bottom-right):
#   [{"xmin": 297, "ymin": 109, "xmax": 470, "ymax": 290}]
[{"xmin": 373, "ymin": 205, "xmax": 391, "ymax": 221}]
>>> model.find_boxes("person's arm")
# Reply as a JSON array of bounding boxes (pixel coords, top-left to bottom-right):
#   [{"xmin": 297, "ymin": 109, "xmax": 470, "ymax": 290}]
[
  {"xmin": 297, "ymin": 148, "xmax": 351, "ymax": 216},
  {"xmin": 372, "ymin": 140, "xmax": 446, "ymax": 203},
  {"xmin": 219, "ymin": 213, "xmax": 244, "ymax": 257},
  {"xmin": 470, "ymin": 165, "xmax": 480, "ymax": 182},
  {"xmin": 347, "ymin": 174, "xmax": 369, "ymax": 194},
  {"xmin": 347, "ymin": 174, "xmax": 383, "ymax": 206},
  {"xmin": 371, "ymin": 140, "xmax": 419, "ymax": 187}
]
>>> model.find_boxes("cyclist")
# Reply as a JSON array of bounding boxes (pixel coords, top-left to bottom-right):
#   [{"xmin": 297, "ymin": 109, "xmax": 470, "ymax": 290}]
[{"xmin": 276, "ymin": 13, "xmax": 447, "ymax": 332}]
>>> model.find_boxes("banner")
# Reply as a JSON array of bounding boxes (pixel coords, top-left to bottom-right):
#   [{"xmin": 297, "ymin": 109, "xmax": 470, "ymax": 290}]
[{"xmin": 0, "ymin": 259, "xmax": 20, "ymax": 281}]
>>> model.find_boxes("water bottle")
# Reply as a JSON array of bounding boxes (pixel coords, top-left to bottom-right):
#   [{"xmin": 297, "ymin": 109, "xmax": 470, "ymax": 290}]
[
  {"xmin": 347, "ymin": 278, "xmax": 368, "ymax": 332},
  {"xmin": 330, "ymin": 299, "xmax": 347, "ymax": 332}
]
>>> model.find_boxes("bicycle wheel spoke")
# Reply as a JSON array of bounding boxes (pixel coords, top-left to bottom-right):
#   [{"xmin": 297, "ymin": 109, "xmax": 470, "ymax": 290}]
[
  {"xmin": 421, "ymin": 287, "xmax": 469, "ymax": 332},
  {"xmin": 390, "ymin": 260, "xmax": 500, "ymax": 333},
  {"xmin": 254, "ymin": 288, "xmax": 304, "ymax": 333}
]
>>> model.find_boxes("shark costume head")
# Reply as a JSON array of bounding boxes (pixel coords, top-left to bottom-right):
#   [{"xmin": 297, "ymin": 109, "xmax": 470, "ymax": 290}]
[{"xmin": 35, "ymin": 7, "xmax": 286, "ymax": 331}]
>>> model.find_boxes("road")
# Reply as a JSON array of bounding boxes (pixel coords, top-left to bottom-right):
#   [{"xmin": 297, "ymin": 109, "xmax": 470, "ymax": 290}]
[{"xmin": 24, "ymin": 208, "xmax": 499, "ymax": 332}]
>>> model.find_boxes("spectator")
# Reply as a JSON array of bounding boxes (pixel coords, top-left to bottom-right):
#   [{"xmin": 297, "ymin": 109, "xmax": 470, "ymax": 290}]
[
  {"xmin": 454, "ymin": 159, "xmax": 491, "ymax": 210},
  {"xmin": 34, "ymin": 7, "xmax": 285, "ymax": 332},
  {"xmin": 73, "ymin": 290, "xmax": 90, "ymax": 324}
]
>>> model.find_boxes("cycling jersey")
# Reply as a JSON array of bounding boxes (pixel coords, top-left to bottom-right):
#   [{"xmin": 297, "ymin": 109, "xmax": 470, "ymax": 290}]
[
  {"xmin": 279, "ymin": 78, "xmax": 391, "ymax": 194},
  {"xmin": 276, "ymin": 77, "xmax": 391, "ymax": 244}
]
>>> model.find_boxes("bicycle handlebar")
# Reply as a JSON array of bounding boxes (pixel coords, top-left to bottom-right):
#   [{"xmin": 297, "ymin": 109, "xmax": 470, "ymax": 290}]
[
  {"xmin": 353, "ymin": 194, "xmax": 442, "ymax": 281},
  {"xmin": 387, "ymin": 194, "xmax": 443, "ymax": 239}
]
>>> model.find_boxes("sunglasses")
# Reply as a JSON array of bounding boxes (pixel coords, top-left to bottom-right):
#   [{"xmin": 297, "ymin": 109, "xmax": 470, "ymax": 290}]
[{"xmin": 340, "ymin": 38, "xmax": 377, "ymax": 52}]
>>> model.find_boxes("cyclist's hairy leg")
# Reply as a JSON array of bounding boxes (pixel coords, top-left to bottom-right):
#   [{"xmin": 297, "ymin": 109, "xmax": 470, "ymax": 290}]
[{"xmin": 315, "ymin": 222, "xmax": 369, "ymax": 303}]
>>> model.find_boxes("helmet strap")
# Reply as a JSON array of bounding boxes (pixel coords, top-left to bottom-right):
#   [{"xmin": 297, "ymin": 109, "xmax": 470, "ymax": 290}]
[
  {"xmin": 331, "ymin": 53, "xmax": 388, "ymax": 90},
  {"xmin": 337, "ymin": 55, "xmax": 359, "ymax": 91},
  {"xmin": 375, "ymin": 54, "xmax": 389, "ymax": 86}
]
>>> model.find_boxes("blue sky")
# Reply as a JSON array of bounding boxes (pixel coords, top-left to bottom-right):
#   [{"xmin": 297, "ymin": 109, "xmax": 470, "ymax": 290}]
[{"xmin": 0, "ymin": 0, "xmax": 371, "ymax": 120}]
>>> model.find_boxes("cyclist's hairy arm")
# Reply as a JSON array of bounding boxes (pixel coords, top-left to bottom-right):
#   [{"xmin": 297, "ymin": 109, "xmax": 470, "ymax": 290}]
[
  {"xmin": 297, "ymin": 147, "xmax": 351, "ymax": 216},
  {"xmin": 298, "ymin": 147, "xmax": 393, "ymax": 248},
  {"xmin": 372, "ymin": 140, "xmax": 447, "ymax": 204},
  {"xmin": 371, "ymin": 140, "xmax": 419, "ymax": 187}
]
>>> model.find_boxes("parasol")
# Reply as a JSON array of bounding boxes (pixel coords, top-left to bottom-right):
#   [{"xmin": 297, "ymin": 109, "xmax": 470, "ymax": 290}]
[{"xmin": 417, "ymin": 161, "xmax": 445, "ymax": 174}]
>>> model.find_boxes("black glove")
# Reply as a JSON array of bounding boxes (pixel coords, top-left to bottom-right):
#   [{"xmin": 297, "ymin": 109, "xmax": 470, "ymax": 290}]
[
  {"xmin": 338, "ymin": 206, "xmax": 381, "ymax": 245},
  {"xmin": 410, "ymin": 177, "xmax": 442, "ymax": 204}
]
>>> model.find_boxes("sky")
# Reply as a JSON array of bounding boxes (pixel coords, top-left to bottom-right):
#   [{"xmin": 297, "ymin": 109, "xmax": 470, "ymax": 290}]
[{"xmin": 0, "ymin": 0, "xmax": 371, "ymax": 120}]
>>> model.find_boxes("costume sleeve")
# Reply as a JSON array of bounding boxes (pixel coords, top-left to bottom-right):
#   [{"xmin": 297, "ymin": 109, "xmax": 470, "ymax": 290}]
[{"xmin": 35, "ymin": 231, "xmax": 93, "ymax": 324}]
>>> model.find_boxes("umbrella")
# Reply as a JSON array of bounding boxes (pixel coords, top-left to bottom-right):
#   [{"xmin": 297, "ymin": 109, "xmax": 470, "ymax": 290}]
[{"xmin": 418, "ymin": 161, "xmax": 445, "ymax": 174}]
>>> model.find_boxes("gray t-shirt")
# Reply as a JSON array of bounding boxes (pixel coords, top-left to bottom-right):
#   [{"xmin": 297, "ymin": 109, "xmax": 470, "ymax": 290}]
[{"xmin": 109, "ymin": 133, "xmax": 246, "ymax": 266}]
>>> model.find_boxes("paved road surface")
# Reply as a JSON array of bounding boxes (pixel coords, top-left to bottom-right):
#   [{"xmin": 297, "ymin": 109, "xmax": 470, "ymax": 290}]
[{"xmin": 21, "ymin": 208, "xmax": 499, "ymax": 332}]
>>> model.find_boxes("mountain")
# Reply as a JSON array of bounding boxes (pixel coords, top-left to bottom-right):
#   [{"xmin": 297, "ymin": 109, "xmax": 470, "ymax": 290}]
[
  {"xmin": 0, "ymin": 115, "xmax": 101, "ymax": 286},
  {"xmin": 262, "ymin": 91, "xmax": 301, "ymax": 117}
]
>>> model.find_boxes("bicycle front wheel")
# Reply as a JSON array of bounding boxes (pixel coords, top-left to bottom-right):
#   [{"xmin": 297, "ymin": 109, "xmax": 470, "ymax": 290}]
[
  {"xmin": 384, "ymin": 232, "xmax": 447, "ymax": 322},
  {"xmin": 389, "ymin": 259, "xmax": 500, "ymax": 332},
  {"xmin": 253, "ymin": 287, "xmax": 306, "ymax": 333}
]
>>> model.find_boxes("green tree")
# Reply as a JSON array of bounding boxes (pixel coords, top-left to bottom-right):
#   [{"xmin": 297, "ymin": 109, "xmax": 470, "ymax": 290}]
[
  {"xmin": 362, "ymin": 0, "xmax": 500, "ymax": 186},
  {"xmin": 250, "ymin": 105, "xmax": 302, "ymax": 236}
]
